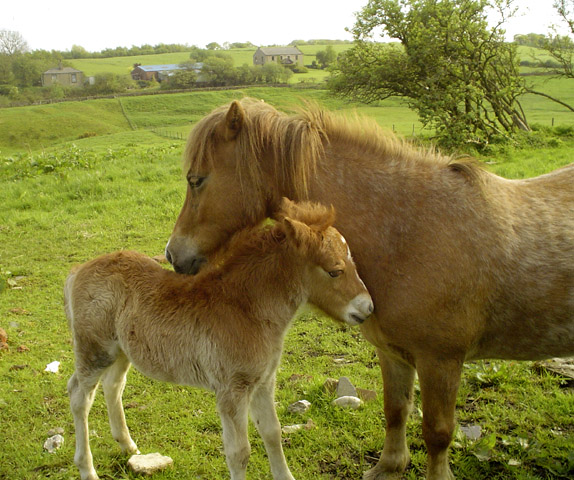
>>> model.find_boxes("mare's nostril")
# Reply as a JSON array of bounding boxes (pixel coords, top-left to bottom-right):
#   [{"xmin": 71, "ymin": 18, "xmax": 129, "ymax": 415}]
[
  {"xmin": 368, "ymin": 302, "xmax": 374, "ymax": 314},
  {"xmin": 165, "ymin": 249, "xmax": 173, "ymax": 265}
]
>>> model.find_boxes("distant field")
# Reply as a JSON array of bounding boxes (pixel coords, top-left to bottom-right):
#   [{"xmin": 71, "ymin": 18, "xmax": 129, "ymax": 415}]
[{"xmin": 70, "ymin": 45, "xmax": 349, "ymax": 84}]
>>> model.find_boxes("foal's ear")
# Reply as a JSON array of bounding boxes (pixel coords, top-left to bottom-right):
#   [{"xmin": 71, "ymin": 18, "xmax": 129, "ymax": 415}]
[
  {"xmin": 224, "ymin": 101, "xmax": 245, "ymax": 140},
  {"xmin": 283, "ymin": 217, "xmax": 312, "ymax": 250}
]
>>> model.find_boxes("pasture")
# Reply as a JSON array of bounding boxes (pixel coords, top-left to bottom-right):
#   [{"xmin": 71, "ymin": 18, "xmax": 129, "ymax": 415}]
[{"xmin": 0, "ymin": 86, "xmax": 573, "ymax": 479}]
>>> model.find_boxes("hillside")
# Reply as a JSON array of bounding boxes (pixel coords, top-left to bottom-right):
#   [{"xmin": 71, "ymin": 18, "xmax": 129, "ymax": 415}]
[{"xmin": 1, "ymin": 74, "xmax": 573, "ymax": 155}]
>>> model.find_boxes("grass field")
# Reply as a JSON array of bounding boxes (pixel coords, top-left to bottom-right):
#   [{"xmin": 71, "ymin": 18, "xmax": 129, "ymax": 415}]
[{"xmin": 1, "ymin": 86, "xmax": 573, "ymax": 480}]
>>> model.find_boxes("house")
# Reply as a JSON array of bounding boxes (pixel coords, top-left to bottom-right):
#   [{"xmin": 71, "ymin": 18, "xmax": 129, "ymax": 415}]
[
  {"xmin": 253, "ymin": 47, "xmax": 304, "ymax": 67},
  {"xmin": 42, "ymin": 65, "xmax": 84, "ymax": 87}
]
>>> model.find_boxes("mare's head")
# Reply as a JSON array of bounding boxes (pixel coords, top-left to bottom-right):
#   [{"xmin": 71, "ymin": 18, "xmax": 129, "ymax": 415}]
[
  {"xmin": 166, "ymin": 98, "xmax": 321, "ymax": 274},
  {"xmin": 277, "ymin": 198, "xmax": 373, "ymax": 326}
]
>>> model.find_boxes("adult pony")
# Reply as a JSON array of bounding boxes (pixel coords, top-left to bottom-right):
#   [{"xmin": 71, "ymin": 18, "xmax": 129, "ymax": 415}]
[
  {"xmin": 165, "ymin": 98, "xmax": 574, "ymax": 480},
  {"xmin": 66, "ymin": 198, "xmax": 373, "ymax": 480}
]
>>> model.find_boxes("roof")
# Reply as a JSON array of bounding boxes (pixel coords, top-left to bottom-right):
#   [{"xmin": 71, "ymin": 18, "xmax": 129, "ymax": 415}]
[
  {"xmin": 44, "ymin": 67, "xmax": 83, "ymax": 74},
  {"xmin": 256, "ymin": 47, "xmax": 303, "ymax": 56},
  {"xmin": 135, "ymin": 64, "xmax": 184, "ymax": 72}
]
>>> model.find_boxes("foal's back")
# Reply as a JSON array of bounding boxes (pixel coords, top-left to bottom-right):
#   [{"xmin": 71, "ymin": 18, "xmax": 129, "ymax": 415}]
[{"xmin": 66, "ymin": 250, "xmax": 275, "ymax": 387}]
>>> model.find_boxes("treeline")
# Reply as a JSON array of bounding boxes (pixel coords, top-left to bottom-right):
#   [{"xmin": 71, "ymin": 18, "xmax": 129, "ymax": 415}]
[
  {"xmin": 62, "ymin": 43, "xmax": 193, "ymax": 59},
  {"xmin": 288, "ymin": 39, "xmax": 353, "ymax": 46}
]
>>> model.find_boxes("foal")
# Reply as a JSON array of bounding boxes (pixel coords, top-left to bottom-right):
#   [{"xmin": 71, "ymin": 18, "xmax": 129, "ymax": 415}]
[{"xmin": 65, "ymin": 199, "xmax": 373, "ymax": 480}]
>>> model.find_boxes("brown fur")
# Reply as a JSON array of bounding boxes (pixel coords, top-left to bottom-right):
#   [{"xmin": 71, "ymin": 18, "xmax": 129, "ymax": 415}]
[
  {"xmin": 166, "ymin": 98, "xmax": 574, "ymax": 480},
  {"xmin": 66, "ymin": 199, "xmax": 373, "ymax": 480}
]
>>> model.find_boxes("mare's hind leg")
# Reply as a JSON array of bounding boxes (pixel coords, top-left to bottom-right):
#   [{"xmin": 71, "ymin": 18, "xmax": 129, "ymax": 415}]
[
  {"xmin": 364, "ymin": 350, "xmax": 415, "ymax": 480},
  {"xmin": 101, "ymin": 353, "xmax": 139, "ymax": 455},
  {"xmin": 249, "ymin": 376, "xmax": 295, "ymax": 480},
  {"xmin": 217, "ymin": 390, "xmax": 251, "ymax": 480},
  {"xmin": 68, "ymin": 370, "xmax": 103, "ymax": 480}
]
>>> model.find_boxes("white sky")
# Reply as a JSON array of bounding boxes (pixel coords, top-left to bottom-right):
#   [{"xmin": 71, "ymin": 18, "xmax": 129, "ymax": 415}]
[{"xmin": 2, "ymin": 1, "xmax": 569, "ymax": 52}]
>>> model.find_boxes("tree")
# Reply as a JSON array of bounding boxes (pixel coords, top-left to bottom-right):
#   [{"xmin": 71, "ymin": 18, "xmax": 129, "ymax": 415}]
[
  {"xmin": 201, "ymin": 54, "xmax": 236, "ymax": 85},
  {"xmin": 70, "ymin": 45, "xmax": 89, "ymax": 59},
  {"xmin": 315, "ymin": 45, "xmax": 337, "ymax": 68},
  {"xmin": 542, "ymin": 1, "xmax": 574, "ymax": 77},
  {"xmin": 168, "ymin": 69, "xmax": 197, "ymax": 89},
  {"xmin": 330, "ymin": 0, "xmax": 529, "ymax": 148},
  {"xmin": 261, "ymin": 63, "xmax": 293, "ymax": 83},
  {"xmin": 206, "ymin": 42, "xmax": 222, "ymax": 50},
  {"xmin": 0, "ymin": 30, "xmax": 29, "ymax": 55}
]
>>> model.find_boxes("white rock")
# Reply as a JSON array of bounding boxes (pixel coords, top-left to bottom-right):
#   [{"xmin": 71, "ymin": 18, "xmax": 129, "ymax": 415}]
[
  {"xmin": 460, "ymin": 425, "xmax": 482, "ymax": 441},
  {"xmin": 43, "ymin": 434, "xmax": 64, "ymax": 453},
  {"xmin": 128, "ymin": 453, "xmax": 173, "ymax": 475},
  {"xmin": 282, "ymin": 424, "xmax": 304, "ymax": 434},
  {"xmin": 287, "ymin": 399, "xmax": 311, "ymax": 414},
  {"xmin": 44, "ymin": 361, "xmax": 60, "ymax": 373},
  {"xmin": 332, "ymin": 395, "xmax": 362, "ymax": 410}
]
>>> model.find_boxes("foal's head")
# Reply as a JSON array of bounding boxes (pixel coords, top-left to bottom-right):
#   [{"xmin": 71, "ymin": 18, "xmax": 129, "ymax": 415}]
[{"xmin": 277, "ymin": 198, "xmax": 373, "ymax": 326}]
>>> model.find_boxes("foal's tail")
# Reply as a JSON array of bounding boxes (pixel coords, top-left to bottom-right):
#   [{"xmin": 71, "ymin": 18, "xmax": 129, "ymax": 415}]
[{"xmin": 64, "ymin": 266, "xmax": 80, "ymax": 333}]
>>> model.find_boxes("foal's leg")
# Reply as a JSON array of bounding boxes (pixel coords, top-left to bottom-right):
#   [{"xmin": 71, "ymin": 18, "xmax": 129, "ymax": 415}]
[
  {"xmin": 417, "ymin": 357, "xmax": 462, "ymax": 480},
  {"xmin": 68, "ymin": 370, "xmax": 103, "ymax": 480},
  {"xmin": 217, "ymin": 390, "xmax": 251, "ymax": 480},
  {"xmin": 101, "ymin": 354, "xmax": 139, "ymax": 455},
  {"xmin": 364, "ymin": 350, "xmax": 415, "ymax": 480},
  {"xmin": 249, "ymin": 377, "xmax": 295, "ymax": 480}
]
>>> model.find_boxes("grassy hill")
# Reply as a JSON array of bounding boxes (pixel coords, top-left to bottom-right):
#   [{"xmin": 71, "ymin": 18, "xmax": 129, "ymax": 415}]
[
  {"xmin": 0, "ymin": 69, "xmax": 573, "ymax": 155},
  {"xmin": 0, "ymin": 87, "xmax": 422, "ymax": 155}
]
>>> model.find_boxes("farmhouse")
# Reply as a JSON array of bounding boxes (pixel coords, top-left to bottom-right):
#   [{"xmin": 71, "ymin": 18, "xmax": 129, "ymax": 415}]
[
  {"xmin": 42, "ymin": 65, "xmax": 84, "ymax": 87},
  {"xmin": 253, "ymin": 47, "xmax": 304, "ymax": 67}
]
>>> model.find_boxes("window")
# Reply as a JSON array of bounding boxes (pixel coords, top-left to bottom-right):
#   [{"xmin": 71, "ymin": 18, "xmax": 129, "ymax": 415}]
[
  {"xmin": 52, "ymin": 74, "xmax": 58, "ymax": 83},
  {"xmin": 71, "ymin": 73, "xmax": 77, "ymax": 83}
]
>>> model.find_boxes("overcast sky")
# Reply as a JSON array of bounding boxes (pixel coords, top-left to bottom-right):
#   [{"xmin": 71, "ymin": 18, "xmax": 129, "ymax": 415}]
[{"xmin": 2, "ymin": 0, "xmax": 568, "ymax": 52}]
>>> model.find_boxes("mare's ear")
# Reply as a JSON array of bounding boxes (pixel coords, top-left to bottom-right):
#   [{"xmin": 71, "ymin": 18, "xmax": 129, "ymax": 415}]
[{"xmin": 225, "ymin": 101, "xmax": 245, "ymax": 140}]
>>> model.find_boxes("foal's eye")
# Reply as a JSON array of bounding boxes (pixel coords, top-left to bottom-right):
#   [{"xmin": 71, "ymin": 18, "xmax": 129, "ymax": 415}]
[
  {"xmin": 187, "ymin": 175, "xmax": 206, "ymax": 189},
  {"xmin": 328, "ymin": 269, "xmax": 344, "ymax": 278}
]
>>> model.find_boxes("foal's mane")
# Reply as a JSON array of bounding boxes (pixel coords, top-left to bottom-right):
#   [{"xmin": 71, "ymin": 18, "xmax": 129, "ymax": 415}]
[
  {"xmin": 184, "ymin": 98, "xmax": 485, "ymax": 200},
  {"xmin": 207, "ymin": 200, "xmax": 334, "ymax": 277}
]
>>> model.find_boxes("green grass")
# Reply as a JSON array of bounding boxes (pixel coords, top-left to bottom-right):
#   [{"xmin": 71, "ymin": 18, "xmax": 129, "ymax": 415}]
[{"xmin": 1, "ymin": 86, "xmax": 573, "ymax": 479}]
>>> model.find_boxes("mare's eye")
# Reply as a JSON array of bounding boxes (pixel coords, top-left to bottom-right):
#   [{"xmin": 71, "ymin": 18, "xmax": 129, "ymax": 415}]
[
  {"xmin": 328, "ymin": 269, "xmax": 344, "ymax": 278},
  {"xmin": 188, "ymin": 175, "xmax": 206, "ymax": 189}
]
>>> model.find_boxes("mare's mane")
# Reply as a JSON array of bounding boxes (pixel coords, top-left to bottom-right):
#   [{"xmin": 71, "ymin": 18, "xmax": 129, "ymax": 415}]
[{"xmin": 184, "ymin": 98, "xmax": 485, "ymax": 200}]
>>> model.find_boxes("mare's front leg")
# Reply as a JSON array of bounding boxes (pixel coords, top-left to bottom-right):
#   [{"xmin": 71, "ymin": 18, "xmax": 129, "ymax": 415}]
[
  {"xmin": 217, "ymin": 390, "xmax": 251, "ymax": 480},
  {"xmin": 101, "ymin": 354, "xmax": 139, "ymax": 455},
  {"xmin": 417, "ymin": 357, "xmax": 462, "ymax": 480},
  {"xmin": 364, "ymin": 350, "xmax": 415, "ymax": 480},
  {"xmin": 249, "ymin": 376, "xmax": 295, "ymax": 480}
]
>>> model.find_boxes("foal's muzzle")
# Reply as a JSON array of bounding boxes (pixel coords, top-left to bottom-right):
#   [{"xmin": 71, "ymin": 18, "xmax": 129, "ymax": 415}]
[{"xmin": 345, "ymin": 294, "xmax": 374, "ymax": 326}]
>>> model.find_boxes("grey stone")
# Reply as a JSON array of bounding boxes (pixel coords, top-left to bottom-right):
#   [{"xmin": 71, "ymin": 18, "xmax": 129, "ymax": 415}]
[{"xmin": 336, "ymin": 376, "xmax": 357, "ymax": 398}]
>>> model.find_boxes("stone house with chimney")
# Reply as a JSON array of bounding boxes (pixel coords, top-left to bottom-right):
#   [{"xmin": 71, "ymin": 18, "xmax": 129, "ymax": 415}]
[
  {"xmin": 253, "ymin": 47, "xmax": 304, "ymax": 67},
  {"xmin": 42, "ymin": 65, "xmax": 84, "ymax": 87}
]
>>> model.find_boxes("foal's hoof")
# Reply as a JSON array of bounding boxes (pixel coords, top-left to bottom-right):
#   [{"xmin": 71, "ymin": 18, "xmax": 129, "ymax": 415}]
[{"xmin": 363, "ymin": 467, "xmax": 403, "ymax": 480}]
